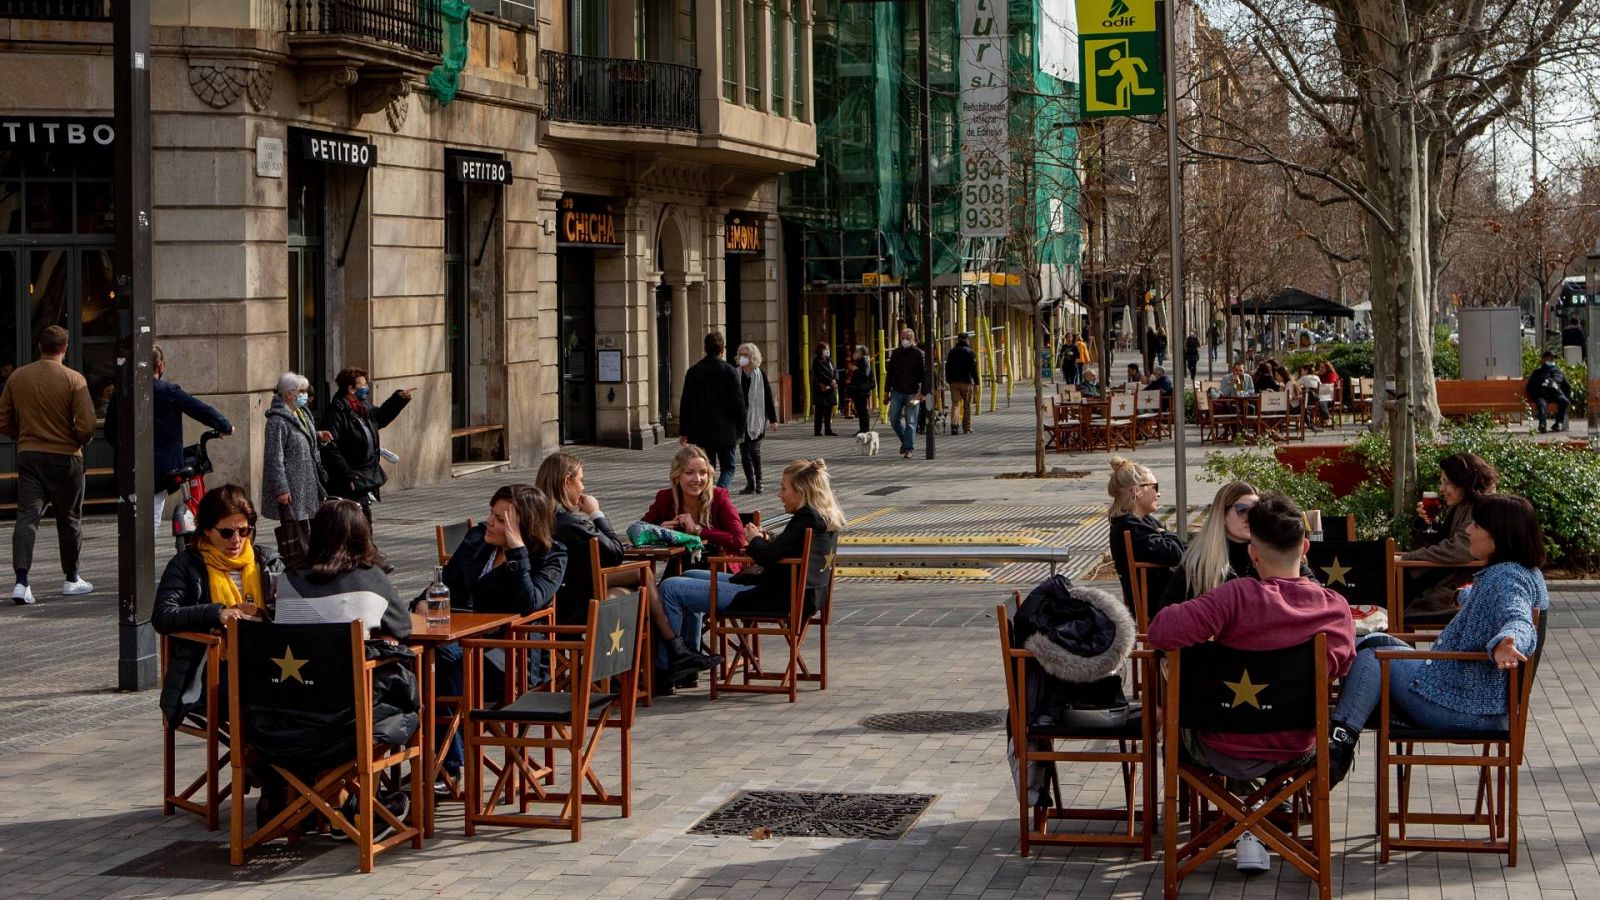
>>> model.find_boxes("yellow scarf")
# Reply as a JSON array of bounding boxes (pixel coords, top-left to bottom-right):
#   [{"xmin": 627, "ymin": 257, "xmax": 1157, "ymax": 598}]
[{"xmin": 198, "ymin": 540, "xmax": 264, "ymax": 609}]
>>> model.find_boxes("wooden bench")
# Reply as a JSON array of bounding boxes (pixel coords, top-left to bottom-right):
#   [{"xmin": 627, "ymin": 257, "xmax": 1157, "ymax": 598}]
[
  {"xmin": 1435, "ymin": 379, "xmax": 1525, "ymax": 422},
  {"xmin": 835, "ymin": 545, "xmax": 1070, "ymax": 575}
]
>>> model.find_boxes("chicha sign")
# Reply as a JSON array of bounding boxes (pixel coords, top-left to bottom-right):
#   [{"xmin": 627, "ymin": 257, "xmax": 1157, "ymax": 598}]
[{"xmin": 558, "ymin": 194, "xmax": 621, "ymax": 248}]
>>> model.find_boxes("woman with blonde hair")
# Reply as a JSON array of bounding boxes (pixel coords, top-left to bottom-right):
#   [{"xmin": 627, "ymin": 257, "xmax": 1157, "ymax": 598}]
[
  {"xmin": 736, "ymin": 342, "xmax": 779, "ymax": 494},
  {"xmin": 658, "ymin": 458, "xmax": 843, "ymax": 630},
  {"xmin": 1106, "ymin": 456, "xmax": 1183, "ymax": 613},
  {"xmin": 1154, "ymin": 481, "xmax": 1316, "ymax": 620},
  {"xmin": 538, "ymin": 451, "xmax": 640, "ymax": 625},
  {"xmin": 642, "ymin": 444, "xmax": 746, "ymax": 562}
]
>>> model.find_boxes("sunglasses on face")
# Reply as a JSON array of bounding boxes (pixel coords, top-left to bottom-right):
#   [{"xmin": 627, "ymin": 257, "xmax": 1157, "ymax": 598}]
[
  {"xmin": 1141, "ymin": 482, "xmax": 1160, "ymax": 491},
  {"xmin": 1231, "ymin": 502, "xmax": 1256, "ymax": 515},
  {"xmin": 212, "ymin": 526, "xmax": 253, "ymax": 539}
]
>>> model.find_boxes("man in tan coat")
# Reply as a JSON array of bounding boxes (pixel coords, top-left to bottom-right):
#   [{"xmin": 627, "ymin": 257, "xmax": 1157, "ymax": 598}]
[{"xmin": 0, "ymin": 325, "xmax": 97, "ymax": 604}]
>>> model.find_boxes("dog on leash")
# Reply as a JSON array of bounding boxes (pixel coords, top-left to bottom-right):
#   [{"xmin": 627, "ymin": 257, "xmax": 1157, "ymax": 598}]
[{"xmin": 855, "ymin": 430, "xmax": 881, "ymax": 456}]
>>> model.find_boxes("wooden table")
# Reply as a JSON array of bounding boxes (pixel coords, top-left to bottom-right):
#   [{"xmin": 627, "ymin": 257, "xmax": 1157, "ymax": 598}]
[
  {"xmin": 407, "ymin": 610, "xmax": 521, "ymax": 836},
  {"xmin": 623, "ymin": 544, "xmax": 687, "ymax": 576},
  {"xmin": 1210, "ymin": 394, "xmax": 1261, "ymax": 441},
  {"xmin": 620, "ymin": 545, "xmax": 688, "ymax": 704}
]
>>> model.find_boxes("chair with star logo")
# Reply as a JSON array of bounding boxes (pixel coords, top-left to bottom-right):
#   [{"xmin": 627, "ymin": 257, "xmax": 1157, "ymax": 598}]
[
  {"xmin": 1160, "ymin": 635, "xmax": 1333, "ymax": 900},
  {"xmin": 707, "ymin": 527, "xmax": 837, "ymax": 703},
  {"xmin": 161, "ymin": 630, "xmax": 231, "ymax": 831},
  {"xmin": 1374, "ymin": 608, "xmax": 1546, "ymax": 865},
  {"xmin": 459, "ymin": 587, "xmax": 647, "ymax": 841},
  {"xmin": 1305, "ymin": 538, "xmax": 1396, "ymax": 626},
  {"xmin": 225, "ymin": 619, "xmax": 425, "ymax": 873}
]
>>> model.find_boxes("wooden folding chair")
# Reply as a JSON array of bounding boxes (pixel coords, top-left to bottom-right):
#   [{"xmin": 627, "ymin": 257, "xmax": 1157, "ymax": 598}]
[
  {"xmin": 707, "ymin": 527, "xmax": 835, "ymax": 703},
  {"xmin": 436, "ymin": 518, "xmax": 475, "ymax": 567},
  {"xmin": 1089, "ymin": 393, "xmax": 1138, "ymax": 451},
  {"xmin": 585, "ymin": 538, "xmax": 655, "ymax": 703},
  {"xmin": 161, "ymin": 631, "xmax": 230, "ymax": 830},
  {"xmin": 1162, "ymin": 635, "xmax": 1333, "ymax": 899},
  {"xmin": 1389, "ymin": 557, "xmax": 1484, "ymax": 633},
  {"xmin": 461, "ymin": 590, "xmax": 646, "ymax": 841},
  {"xmin": 1376, "ymin": 610, "xmax": 1546, "ymax": 865},
  {"xmin": 1306, "ymin": 537, "xmax": 1396, "ymax": 620},
  {"xmin": 1256, "ymin": 390, "xmax": 1292, "ymax": 441},
  {"xmin": 1121, "ymin": 530, "xmax": 1165, "ymax": 633},
  {"xmin": 1135, "ymin": 388, "xmax": 1164, "ymax": 441},
  {"xmin": 227, "ymin": 620, "xmax": 425, "ymax": 873},
  {"xmin": 998, "ymin": 600, "xmax": 1156, "ymax": 859}
]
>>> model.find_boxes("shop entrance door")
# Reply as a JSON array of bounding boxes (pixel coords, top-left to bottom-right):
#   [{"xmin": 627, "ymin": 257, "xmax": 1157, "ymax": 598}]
[
  {"xmin": 557, "ymin": 249, "xmax": 595, "ymax": 443},
  {"xmin": 445, "ymin": 178, "xmax": 506, "ymax": 463}
]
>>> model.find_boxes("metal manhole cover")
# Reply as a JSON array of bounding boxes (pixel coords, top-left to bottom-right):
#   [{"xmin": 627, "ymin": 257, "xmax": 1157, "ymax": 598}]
[
  {"xmin": 859, "ymin": 710, "xmax": 1003, "ymax": 733},
  {"xmin": 101, "ymin": 839, "xmax": 339, "ymax": 882},
  {"xmin": 690, "ymin": 790, "xmax": 936, "ymax": 840}
]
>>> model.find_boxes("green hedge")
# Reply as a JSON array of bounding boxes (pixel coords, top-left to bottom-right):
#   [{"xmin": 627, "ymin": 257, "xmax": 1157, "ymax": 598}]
[{"xmin": 1203, "ymin": 421, "xmax": 1600, "ymax": 570}]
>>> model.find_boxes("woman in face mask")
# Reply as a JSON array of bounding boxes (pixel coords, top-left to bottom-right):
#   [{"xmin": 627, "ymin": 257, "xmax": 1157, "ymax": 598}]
[
  {"xmin": 737, "ymin": 343, "xmax": 779, "ymax": 494},
  {"xmin": 320, "ymin": 366, "xmax": 414, "ymax": 522},
  {"xmin": 260, "ymin": 372, "xmax": 330, "ymax": 564},
  {"xmin": 811, "ymin": 340, "xmax": 838, "ymax": 437}
]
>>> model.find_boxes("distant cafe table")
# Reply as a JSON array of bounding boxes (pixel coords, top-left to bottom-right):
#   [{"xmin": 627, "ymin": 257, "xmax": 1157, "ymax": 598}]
[
  {"xmin": 623, "ymin": 543, "xmax": 688, "ymax": 578},
  {"xmin": 1210, "ymin": 393, "xmax": 1261, "ymax": 441},
  {"xmin": 407, "ymin": 609, "xmax": 523, "ymax": 836}
]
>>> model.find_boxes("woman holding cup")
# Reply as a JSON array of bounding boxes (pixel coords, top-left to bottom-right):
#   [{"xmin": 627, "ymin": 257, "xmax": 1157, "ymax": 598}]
[{"xmin": 1402, "ymin": 452, "xmax": 1498, "ymax": 618}]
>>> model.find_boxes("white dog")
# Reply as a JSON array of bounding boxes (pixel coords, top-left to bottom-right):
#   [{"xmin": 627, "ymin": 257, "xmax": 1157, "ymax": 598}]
[{"xmin": 855, "ymin": 430, "xmax": 881, "ymax": 456}]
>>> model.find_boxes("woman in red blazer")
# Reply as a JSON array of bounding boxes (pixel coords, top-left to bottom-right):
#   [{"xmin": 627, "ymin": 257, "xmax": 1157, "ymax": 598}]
[{"xmin": 642, "ymin": 445, "xmax": 747, "ymax": 563}]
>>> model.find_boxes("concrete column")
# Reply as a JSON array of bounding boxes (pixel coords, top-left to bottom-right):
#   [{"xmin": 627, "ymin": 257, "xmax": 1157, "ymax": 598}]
[
  {"xmin": 798, "ymin": 0, "xmax": 814, "ymax": 121},
  {"xmin": 670, "ymin": 280, "xmax": 692, "ymax": 417},
  {"xmin": 756, "ymin": 0, "xmax": 774, "ymax": 113}
]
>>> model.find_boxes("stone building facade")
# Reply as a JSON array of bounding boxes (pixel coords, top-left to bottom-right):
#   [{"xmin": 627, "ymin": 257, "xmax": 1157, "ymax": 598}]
[{"xmin": 0, "ymin": 0, "xmax": 814, "ymax": 506}]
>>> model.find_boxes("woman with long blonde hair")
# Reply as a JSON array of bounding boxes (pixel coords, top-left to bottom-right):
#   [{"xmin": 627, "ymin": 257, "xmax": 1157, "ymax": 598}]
[
  {"xmin": 657, "ymin": 458, "xmax": 844, "ymax": 647},
  {"xmin": 1105, "ymin": 456, "xmax": 1183, "ymax": 613},
  {"xmin": 1154, "ymin": 481, "xmax": 1264, "ymax": 619},
  {"xmin": 642, "ymin": 444, "xmax": 746, "ymax": 561}
]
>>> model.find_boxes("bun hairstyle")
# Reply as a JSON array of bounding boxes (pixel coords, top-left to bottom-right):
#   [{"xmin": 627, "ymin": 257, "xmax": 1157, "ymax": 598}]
[
  {"xmin": 782, "ymin": 458, "xmax": 846, "ymax": 531},
  {"xmin": 1106, "ymin": 457, "xmax": 1154, "ymax": 518}
]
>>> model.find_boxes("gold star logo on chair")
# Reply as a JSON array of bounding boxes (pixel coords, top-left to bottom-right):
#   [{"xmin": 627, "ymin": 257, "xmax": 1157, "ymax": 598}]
[
  {"xmin": 1320, "ymin": 557, "xmax": 1352, "ymax": 586},
  {"xmin": 607, "ymin": 621, "xmax": 625, "ymax": 655},
  {"xmin": 1225, "ymin": 670, "xmax": 1268, "ymax": 709},
  {"xmin": 272, "ymin": 646, "xmax": 309, "ymax": 683}
]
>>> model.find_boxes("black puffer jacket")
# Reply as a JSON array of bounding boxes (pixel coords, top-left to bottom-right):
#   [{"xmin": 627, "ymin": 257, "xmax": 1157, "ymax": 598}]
[
  {"xmin": 152, "ymin": 544, "xmax": 282, "ymax": 729},
  {"xmin": 1012, "ymin": 577, "xmax": 1135, "ymax": 719},
  {"xmin": 320, "ymin": 391, "xmax": 410, "ymax": 501},
  {"xmin": 1107, "ymin": 513, "xmax": 1183, "ymax": 613},
  {"xmin": 424, "ymin": 523, "xmax": 566, "ymax": 618},
  {"xmin": 552, "ymin": 510, "xmax": 627, "ymax": 625}
]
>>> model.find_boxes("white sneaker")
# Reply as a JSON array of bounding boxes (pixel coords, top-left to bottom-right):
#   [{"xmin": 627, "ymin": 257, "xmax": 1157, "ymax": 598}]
[
  {"xmin": 1235, "ymin": 831, "xmax": 1271, "ymax": 873},
  {"xmin": 11, "ymin": 583, "xmax": 35, "ymax": 605},
  {"xmin": 62, "ymin": 578, "xmax": 94, "ymax": 596}
]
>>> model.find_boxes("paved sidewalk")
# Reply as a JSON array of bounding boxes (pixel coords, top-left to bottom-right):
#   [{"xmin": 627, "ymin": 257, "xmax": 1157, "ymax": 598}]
[{"xmin": 0, "ymin": 401, "xmax": 1595, "ymax": 897}]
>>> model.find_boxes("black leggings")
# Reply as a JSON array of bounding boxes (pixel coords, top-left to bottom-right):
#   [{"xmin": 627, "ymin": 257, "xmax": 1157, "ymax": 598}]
[
  {"xmin": 851, "ymin": 396, "xmax": 871, "ymax": 434},
  {"xmin": 740, "ymin": 436, "xmax": 764, "ymax": 489}
]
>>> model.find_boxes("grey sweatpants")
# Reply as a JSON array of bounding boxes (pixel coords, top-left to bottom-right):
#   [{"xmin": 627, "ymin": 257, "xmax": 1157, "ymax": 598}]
[{"xmin": 14, "ymin": 451, "xmax": 84, "ymax": 580}]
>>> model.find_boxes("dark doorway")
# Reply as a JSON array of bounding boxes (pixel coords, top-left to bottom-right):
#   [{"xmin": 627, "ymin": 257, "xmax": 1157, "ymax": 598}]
[
  {"xmin": 725, "ymin": 252, "xmax": 743, "ymax": 349},
  {"xmin": 444, "ymin": 172, "xmax": 506, "ymax": 463},
  {"xmin": 557, "ymin": 248, "xmax": 596, "ymax": 443},
  {"xmin": 655, "ymin": 280, "xmax": 673, "ymax": 427},
  {"xmin": 287, "ymin": 152, "xmax": 328, "ymax": 405}
]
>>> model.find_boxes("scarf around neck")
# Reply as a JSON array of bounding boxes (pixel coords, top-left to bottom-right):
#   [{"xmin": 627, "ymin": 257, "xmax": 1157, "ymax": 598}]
[{"xmin": 198, "ymin": 540, "xmax": 264, "ymax": 609}]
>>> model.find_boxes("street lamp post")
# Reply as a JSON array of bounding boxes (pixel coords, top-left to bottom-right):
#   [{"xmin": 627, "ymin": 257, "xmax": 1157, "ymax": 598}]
[{"xmin": 1586, "ymin": 248, "xmax": 1600, "ymax": 449}]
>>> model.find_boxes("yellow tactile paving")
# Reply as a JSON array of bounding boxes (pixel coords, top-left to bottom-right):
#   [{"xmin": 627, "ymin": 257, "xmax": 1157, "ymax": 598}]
[
  {"xmin": 837, "ymin": 534, "xmax": 1044, "ymax": 546},
  {"xmin": 835, "ymin": 566, "xmax": 995, "ymax": 580}
]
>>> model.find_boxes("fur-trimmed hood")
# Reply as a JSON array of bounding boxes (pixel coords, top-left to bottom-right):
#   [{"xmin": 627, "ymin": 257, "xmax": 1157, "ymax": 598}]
[{"xmin": 1013, "ymin": 578, "xmax": 1135, "ymax": 684}]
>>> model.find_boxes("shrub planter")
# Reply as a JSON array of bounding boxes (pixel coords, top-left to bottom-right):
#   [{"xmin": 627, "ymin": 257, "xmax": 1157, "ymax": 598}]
[{"xmin": 1274, "ymin": 444, "xmax": 1372, "ymax": 498}]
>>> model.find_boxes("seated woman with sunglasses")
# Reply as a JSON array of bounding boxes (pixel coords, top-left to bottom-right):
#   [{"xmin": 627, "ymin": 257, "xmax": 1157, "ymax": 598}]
[
  {"xmin": 1153, "ymin": 482, "xmax": 1317, "ymax": 620},
  {"xmin": 273, "ymin": 499, "xmax": 410, "ymax": 640},
  {"xmin": 152, "ymin": 485, "xmax": 277, "ymax": 731},
  {"xmin": 1106, "ymin": 457, "xmax": 1184, "ymax": 616}
]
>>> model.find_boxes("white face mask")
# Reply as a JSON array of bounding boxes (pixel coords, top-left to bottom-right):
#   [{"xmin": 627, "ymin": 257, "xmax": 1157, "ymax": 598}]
[
  {"xmin": 821, "ymin": 349, "xmax": 830, "ymax": 358},
  {"xmin": 900, "ymin": 339, "xmax": 913, "ymax": 349},
  {"xmin": 737, "ymin": 355, "xmax": 751, "ymax": 367}
]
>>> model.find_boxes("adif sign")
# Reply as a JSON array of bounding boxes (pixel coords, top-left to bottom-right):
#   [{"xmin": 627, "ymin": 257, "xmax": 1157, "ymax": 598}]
[{"xmin": 960, "ymin": 0, "xmax": 1008, "ymax": 238}]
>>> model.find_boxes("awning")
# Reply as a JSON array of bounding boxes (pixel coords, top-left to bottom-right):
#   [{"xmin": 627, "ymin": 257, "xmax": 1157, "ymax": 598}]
[{"xmin": 1230, "ymin": 287, "xmax": 1355, "ymax": 319}]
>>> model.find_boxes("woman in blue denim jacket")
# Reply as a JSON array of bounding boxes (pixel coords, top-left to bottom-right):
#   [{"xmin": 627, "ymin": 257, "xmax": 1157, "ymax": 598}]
[{"xmin": 1325, "ymin": 495, "xmax": 1549, "ymax": 787}]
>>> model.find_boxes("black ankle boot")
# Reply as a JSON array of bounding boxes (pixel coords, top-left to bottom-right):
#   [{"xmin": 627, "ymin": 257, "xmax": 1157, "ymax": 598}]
[
  {"xmin": 1328, "ymin": 722, "xmax": 1360, "ymax": 788},
  {"xmin": 667, "ymin": 636, "xmax": 721, "ymax": 679}
]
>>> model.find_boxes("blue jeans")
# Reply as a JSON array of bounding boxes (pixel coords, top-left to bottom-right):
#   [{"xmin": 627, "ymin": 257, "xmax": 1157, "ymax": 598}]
[
  {"xmin": 1535, "ymin": 397, "xmax": 1569, "ymax": 429},
  {"xmin": 707, "ymin": 444, "xmax": 737, "ymax": 489},
  {"xmin": 1331, "ymin": 634, "xmax": 1508, "ymax": 733},
  {"xmin": 656, "ymin": 570, "xmax": 753, "ymax": 666},
  {"xmin": 888, "ymin": 390, "xmax": 919, "ymax": 452}
]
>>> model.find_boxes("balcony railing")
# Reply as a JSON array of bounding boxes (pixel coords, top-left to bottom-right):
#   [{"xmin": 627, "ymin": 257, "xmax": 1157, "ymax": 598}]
[
  {"xmin": 543, "ymin": 50, "xmax": 700, "ymax": 132},
  {"xmin": 284, "ymin": 0, "xmax": 442, "ymax": 57},
  {"xmin": 0, "ymin": 0, "xmax": 109, "ymax": 18}
]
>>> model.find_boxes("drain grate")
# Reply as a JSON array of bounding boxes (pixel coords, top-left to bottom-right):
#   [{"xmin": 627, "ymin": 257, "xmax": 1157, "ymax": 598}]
[
  {"xmin": 101, "ymin": 839, "xmax": 338, "ymax": 882},
  {"xmin": 859, "ymin": 710, "xmax": 1003, "ymax": 733},
  {"xmin": 864, "ymin": 485, "xmax": 910, "ymax": 496},
  {"xmin": 690, "ymin": 790, "xmax": 936, "ymax": 840}
]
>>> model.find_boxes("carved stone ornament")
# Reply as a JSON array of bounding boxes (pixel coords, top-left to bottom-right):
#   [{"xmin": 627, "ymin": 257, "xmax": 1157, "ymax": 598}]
[
  {"xmin": 354, "ymin": 78, "xmax": 408, "ymax": 117},
  {"xmin": 299, "ymin": 66, "xmax": 359, "ymax": 106},
  {"xmin": 384, "ymin": 90, "xmax": 409, "ymax": 132},
  {"xmin": 188, "ymin": 63, "xmax": 275, "ymax": 111}
]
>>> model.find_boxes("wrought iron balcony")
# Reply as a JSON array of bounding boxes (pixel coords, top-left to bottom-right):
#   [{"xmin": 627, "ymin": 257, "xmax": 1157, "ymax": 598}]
[
  {"xmin": 284, "ymin": 0, "xmax": 442, "ymax": 57},
  {"xmin": 0, "ymin": 0, "xmax": 109, "ymax": 18},
  {"xmin": 543, "ymin": 51, "xmax": 701, "ymax": 132}
]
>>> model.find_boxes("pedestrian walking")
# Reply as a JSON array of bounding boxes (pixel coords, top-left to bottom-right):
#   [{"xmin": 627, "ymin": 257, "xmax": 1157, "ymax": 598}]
[
  {"xmin": 678, "ymin": 331, "xmax": 746, "ymax": 489},
  {"xmin": 810, "ymin": 341, "xmax": 838, "ymax": 436},
  {"xmin": 845, "ymin": 344, "xmax": 875, "ymax": 434},
  {"xmin": 1524, "ymin": 350, "xmax": 1572, "ymax": 433},
  {"xmin": 1058, "ymin": 333, "xmax": 1081, "ymax": 385},
  {"xmin": 945, "ymin": 331, "xmax": 980, "ymax": 435},
  {"xmin": 1154, "ymin": 327, "xmax": 1168, "ymax": 368},
  {"xmin": 1207, "ymin": 322, "xmax": 1219, "ymax": 361},
  {"xmin": 0, "ymin": 325, "xmax": 96, "ymax": 604},
  {"xmin": 260, "ymin": 371, "xmax": 330, "ymax": 565},
  {"xmin": 1184, "ymin": 333, "xmax": 1200, "ymax": 382},
  {"xmin": 886, "ymin": 327, "xmax": 927, "ymax": 458},
  {"xmin": 737, "ymin": 343, "xmax": 778, "ymax": 494},
  {"xmin": 320, "ymin": 366, "xmax": 413, "ymax": 522}
]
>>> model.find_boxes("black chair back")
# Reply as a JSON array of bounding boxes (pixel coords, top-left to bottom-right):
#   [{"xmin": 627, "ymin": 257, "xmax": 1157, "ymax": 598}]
[
  {"xmin": 1305, "ymin": 539, "xmax": 1389, "ymax": 605},
  {"xmin": 803, "ymin": 530, "xmax": 837, "ymax": 618},
  {"xmin": 1174, "ymin": 638, "xmax": 1320, "ymax": 733},
  {"xmin": 589, "ymin": 591, "xmax": 641, "ymax": 683},
  {"xmin": 236, "ymin": 620, "xmax": 358, "ymax": 715}
]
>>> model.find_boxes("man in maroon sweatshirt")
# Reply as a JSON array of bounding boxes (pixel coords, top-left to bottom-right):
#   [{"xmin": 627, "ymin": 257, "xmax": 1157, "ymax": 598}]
[{"xmin": 1147, "ymin": 493, "xmax": 1355, "ymax": 873}]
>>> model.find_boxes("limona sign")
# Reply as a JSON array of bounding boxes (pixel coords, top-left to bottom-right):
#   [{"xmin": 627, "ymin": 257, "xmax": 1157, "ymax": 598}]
[{"xmin": 1077, "ymin": 0, "xmax": 1164, "ymax": 118}]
